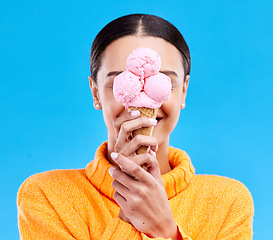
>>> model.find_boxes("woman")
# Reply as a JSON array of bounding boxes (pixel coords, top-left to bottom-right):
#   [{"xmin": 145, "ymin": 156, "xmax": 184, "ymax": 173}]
[{"xmin": 17, "ymin": 14, "xmax": 254, "ymax": 239}]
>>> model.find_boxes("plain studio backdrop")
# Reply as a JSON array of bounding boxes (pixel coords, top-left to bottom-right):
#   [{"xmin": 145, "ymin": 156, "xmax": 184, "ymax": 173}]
[{"xmin": 1, "ymin": 0, "xmax": 272, "ymax": 239}]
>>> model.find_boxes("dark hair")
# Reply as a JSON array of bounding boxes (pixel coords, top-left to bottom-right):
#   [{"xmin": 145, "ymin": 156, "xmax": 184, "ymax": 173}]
[{"xmin": 90, "ymin": 14, "xmax": 191, "ymax": 82}]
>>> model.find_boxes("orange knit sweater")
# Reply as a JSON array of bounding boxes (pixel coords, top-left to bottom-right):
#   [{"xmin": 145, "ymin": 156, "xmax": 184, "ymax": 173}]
[{"xmin": 17, "ymin": 142, "xmax": 254, "ymax": 239}]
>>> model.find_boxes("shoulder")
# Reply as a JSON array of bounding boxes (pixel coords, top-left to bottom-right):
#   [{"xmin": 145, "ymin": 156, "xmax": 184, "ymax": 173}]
[
  {"xmin": 191, "ymin": 174, "xmax": 253, "ymax": 209},
  {"xmin": 193, "ymin": 174, "xmax": 253, "ymax": 198},
  {"xmin": 184, "ymin": 175, "xmax": 254, "ymax": 237},
  {"xmin": 19, "ymin": 168, "xmax": 86, "ymax": 188},
  {"xmin": 17, "ymin": 169, "xmax": 89, "ymax": 205},
  {"xmin": 194, "ymin": 174, "xmax": 251, "ymax": 192}
]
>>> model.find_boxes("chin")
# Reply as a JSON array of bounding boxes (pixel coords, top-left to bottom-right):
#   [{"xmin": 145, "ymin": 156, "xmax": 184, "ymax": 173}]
[{"xmin": 152, "ymin": 129, "xmax": 170, "ymax": 146}]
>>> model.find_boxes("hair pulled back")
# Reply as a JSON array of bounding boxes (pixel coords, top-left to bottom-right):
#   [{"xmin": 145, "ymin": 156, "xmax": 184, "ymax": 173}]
[{"xmin": 90, "ymin": 14, "xmax": 191, "ymax": 82}]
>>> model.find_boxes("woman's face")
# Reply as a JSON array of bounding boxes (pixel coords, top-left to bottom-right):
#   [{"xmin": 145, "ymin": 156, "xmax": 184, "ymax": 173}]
[{"xmin": 90, "ymin": 36, "xmax": 189, "ymax": 148}]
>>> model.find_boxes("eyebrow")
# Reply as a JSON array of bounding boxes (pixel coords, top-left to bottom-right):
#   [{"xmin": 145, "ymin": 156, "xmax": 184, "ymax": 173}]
[
  {"xmin": 107, "ymin": 70, "xmax": 178, "ymax": 78},
  {"xmin": 106, "ymin": 71, "xmax": 123, "ymax": 78},
  {"xmin": 160, "ymin": 71, "xmax": 178, "ymax": 78}
]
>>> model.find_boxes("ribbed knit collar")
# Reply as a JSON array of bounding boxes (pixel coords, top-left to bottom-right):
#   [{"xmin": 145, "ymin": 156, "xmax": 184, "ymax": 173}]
[{"xmin": 85, "ymin": 142, "xmax": 195, "ymax": 200}]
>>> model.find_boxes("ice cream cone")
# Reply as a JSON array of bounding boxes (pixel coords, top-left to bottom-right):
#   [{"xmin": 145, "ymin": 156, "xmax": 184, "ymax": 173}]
[{"xmin": 128, "ymin": 106, "xmax": 158, "ymax": 155}]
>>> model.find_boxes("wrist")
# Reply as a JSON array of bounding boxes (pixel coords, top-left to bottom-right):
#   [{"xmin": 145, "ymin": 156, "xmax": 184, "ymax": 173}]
[
  {"xmin": 163, "ymin": 223, "xmax": 182, "ymax": 240},
  {"xmin": 151, "ymin": 221, "xmax": 180, "ymax": 239},
  {"xmin": 171, "ymin": 225, "xmax": 183, "ymax": 240},
  {"xmin": 168, "ymin": 225, "xmax": 182, "ymax": 240}
]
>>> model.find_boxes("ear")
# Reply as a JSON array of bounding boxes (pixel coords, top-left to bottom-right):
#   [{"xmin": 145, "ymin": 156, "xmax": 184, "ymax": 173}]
[
  {"xmin": 181, "ymin": 75, "xmax": 190, "ymax": 110},
  {"xmin": 88, "ymin": 76, "xmax": 102, "ymax": 110}
]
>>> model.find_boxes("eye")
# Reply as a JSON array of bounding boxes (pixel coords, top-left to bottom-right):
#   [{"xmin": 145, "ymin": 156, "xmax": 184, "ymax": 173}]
[{"xmin": 106, "ymin": 83, "xmax": 114, "ymax": 89}]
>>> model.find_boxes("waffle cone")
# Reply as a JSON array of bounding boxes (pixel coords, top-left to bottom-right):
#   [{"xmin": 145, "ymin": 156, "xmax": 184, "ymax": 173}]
[{"xmin": 128, "ymin": 106, "xmax": 158, "ymax": 155}]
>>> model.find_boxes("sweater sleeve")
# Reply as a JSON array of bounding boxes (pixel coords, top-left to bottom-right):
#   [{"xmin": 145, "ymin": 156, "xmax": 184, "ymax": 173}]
[
  {"xmin": 18, "ymin": 205, "xmax": 77, "ymax": 240},
  {"xmin": 17, "ymin": 176, "xmax": 144, "ymax": 240},
  {"xmin": 18, "ymin": 200, "xmax": 141, "ymax": 240},
  {"xmin": 216, "ymin": 183, "xmax": 254, "ymax": 239},
  {"xmin": 140, "ymin": 224, "xmax": 192, "ymax": 240},
  {"xmin": 101, "ymin": 217, "xmax": 142, "ymax": 239},
  {"xmin": 102, "ymin": 220, "xmax": 193, "ymax": 240},
  {"xmin": 18, "ymin": 176, "xmax": 142, "ymax": 240},
  {"xmin": 17, "ymin": 176, "xmax": 89, "ymax": 240},
  {"xmin": 18, "ymin": 187, "xmax": 176, "ymax": 240},
  {"xmin": 177, "ymin": 224, "xmax": 192, "ymax": 240}
]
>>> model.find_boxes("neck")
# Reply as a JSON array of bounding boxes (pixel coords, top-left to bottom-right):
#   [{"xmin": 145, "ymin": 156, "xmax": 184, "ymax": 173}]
[
  {"xmin": 156, "ymin": 138, "xmax": 172, "ymax": 174},
  {"xmin": 107, "ymin": 136, "xmax": 172, "ymax": 175}
]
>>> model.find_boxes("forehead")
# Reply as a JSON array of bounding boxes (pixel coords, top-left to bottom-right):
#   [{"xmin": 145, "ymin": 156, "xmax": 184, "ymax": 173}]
[{"xmin": 99, "ymin": 36, "xmax": 184, "ymax": 75}]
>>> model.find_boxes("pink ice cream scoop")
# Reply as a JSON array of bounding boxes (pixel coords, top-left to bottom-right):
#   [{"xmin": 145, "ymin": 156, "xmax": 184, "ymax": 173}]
[
  {"xmin": 113, "ymin": 71, "xmax": 142, "ymax": 104},
  {"xmin": 113, "ymin": 47, "xmax": 171, "ymax": 109},
  {"xmin": 126, "ymin": 47, "xmax": 161, "ymax": 78},
  {"xmin": 144, "ymin": 73, "xmax": 172, "ymax": 102}
]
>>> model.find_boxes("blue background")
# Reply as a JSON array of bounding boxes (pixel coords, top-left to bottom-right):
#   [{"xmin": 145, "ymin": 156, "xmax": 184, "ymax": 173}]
[{"xmin": 1, "ymin": 0, "xmax": 272, "ymax": 239}]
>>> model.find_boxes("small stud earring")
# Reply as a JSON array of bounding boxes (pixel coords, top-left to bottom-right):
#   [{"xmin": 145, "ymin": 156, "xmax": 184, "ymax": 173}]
[
  {"xmin": 181, "ymin": 103, "xmax": 186, "ymax": 109},
  {"xmin": 95, "ymin": 104, "xmax": 100, "ymax": 109}
]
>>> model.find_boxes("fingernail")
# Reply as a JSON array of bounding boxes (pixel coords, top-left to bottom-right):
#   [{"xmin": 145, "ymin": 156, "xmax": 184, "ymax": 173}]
[
  {"xmin": 111, "ymin": 152, "xmax": 118, "ymax": 160},
  {"xmin": 109, "ymin": 166, "xmax": 115, "ymax": 177},
  {"xmin": 149, "ymin": 118, "xmax": 157, "ymax": 125},
  {"xmin": 130, "ymin": 110, "xmax": 140, "ymax": 116}
]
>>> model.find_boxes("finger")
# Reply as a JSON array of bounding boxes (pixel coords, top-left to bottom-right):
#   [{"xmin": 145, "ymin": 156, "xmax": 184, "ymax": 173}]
[
  {"xmin": 113, "ymin": 191, "xmax": 127, "ymax": 207},
  {"xmin": 129, "ymin": 151, "xmax": 156, "ymax": 172},
  {"xmin": 111, "ymin": 153, "xmax": 152, "ymax": 183},
  {"xmin": 109, "ymin": 166, "xmax": 137, "ymax": 189},
  {"xmin": 112, "ymin": 179, "xmax": 130, "ymax": 197},
  {"xmin": 127, "ymin": 150, "xmax": 162, "ymax": 184},
  {"xmin": 115, "ymin": 118, "xmax": 157, "ymax": 153},
  {"xmin": 113, "ymin": 109, "xmax": 140, "ymax": 137},
  {"xmin": 130, "ymin": 152, "xmax": 157, "ymax": 168},
  {"xmin": 119, "ymin": 135, "xmax": 158, "ymax": 156}
]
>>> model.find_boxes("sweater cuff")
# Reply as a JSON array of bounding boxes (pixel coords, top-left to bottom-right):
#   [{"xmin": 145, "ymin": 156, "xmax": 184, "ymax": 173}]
[
  {"xmin": 141, "ymin": 224, "xmax": 191, "ymax": 240},
  {"xmin": 102, "ymin": 217, "xmax": 140, "ymax": 240},
  {"xmin": 177, "ymin": 224, "xmax": 192, "ymax": 240}
]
